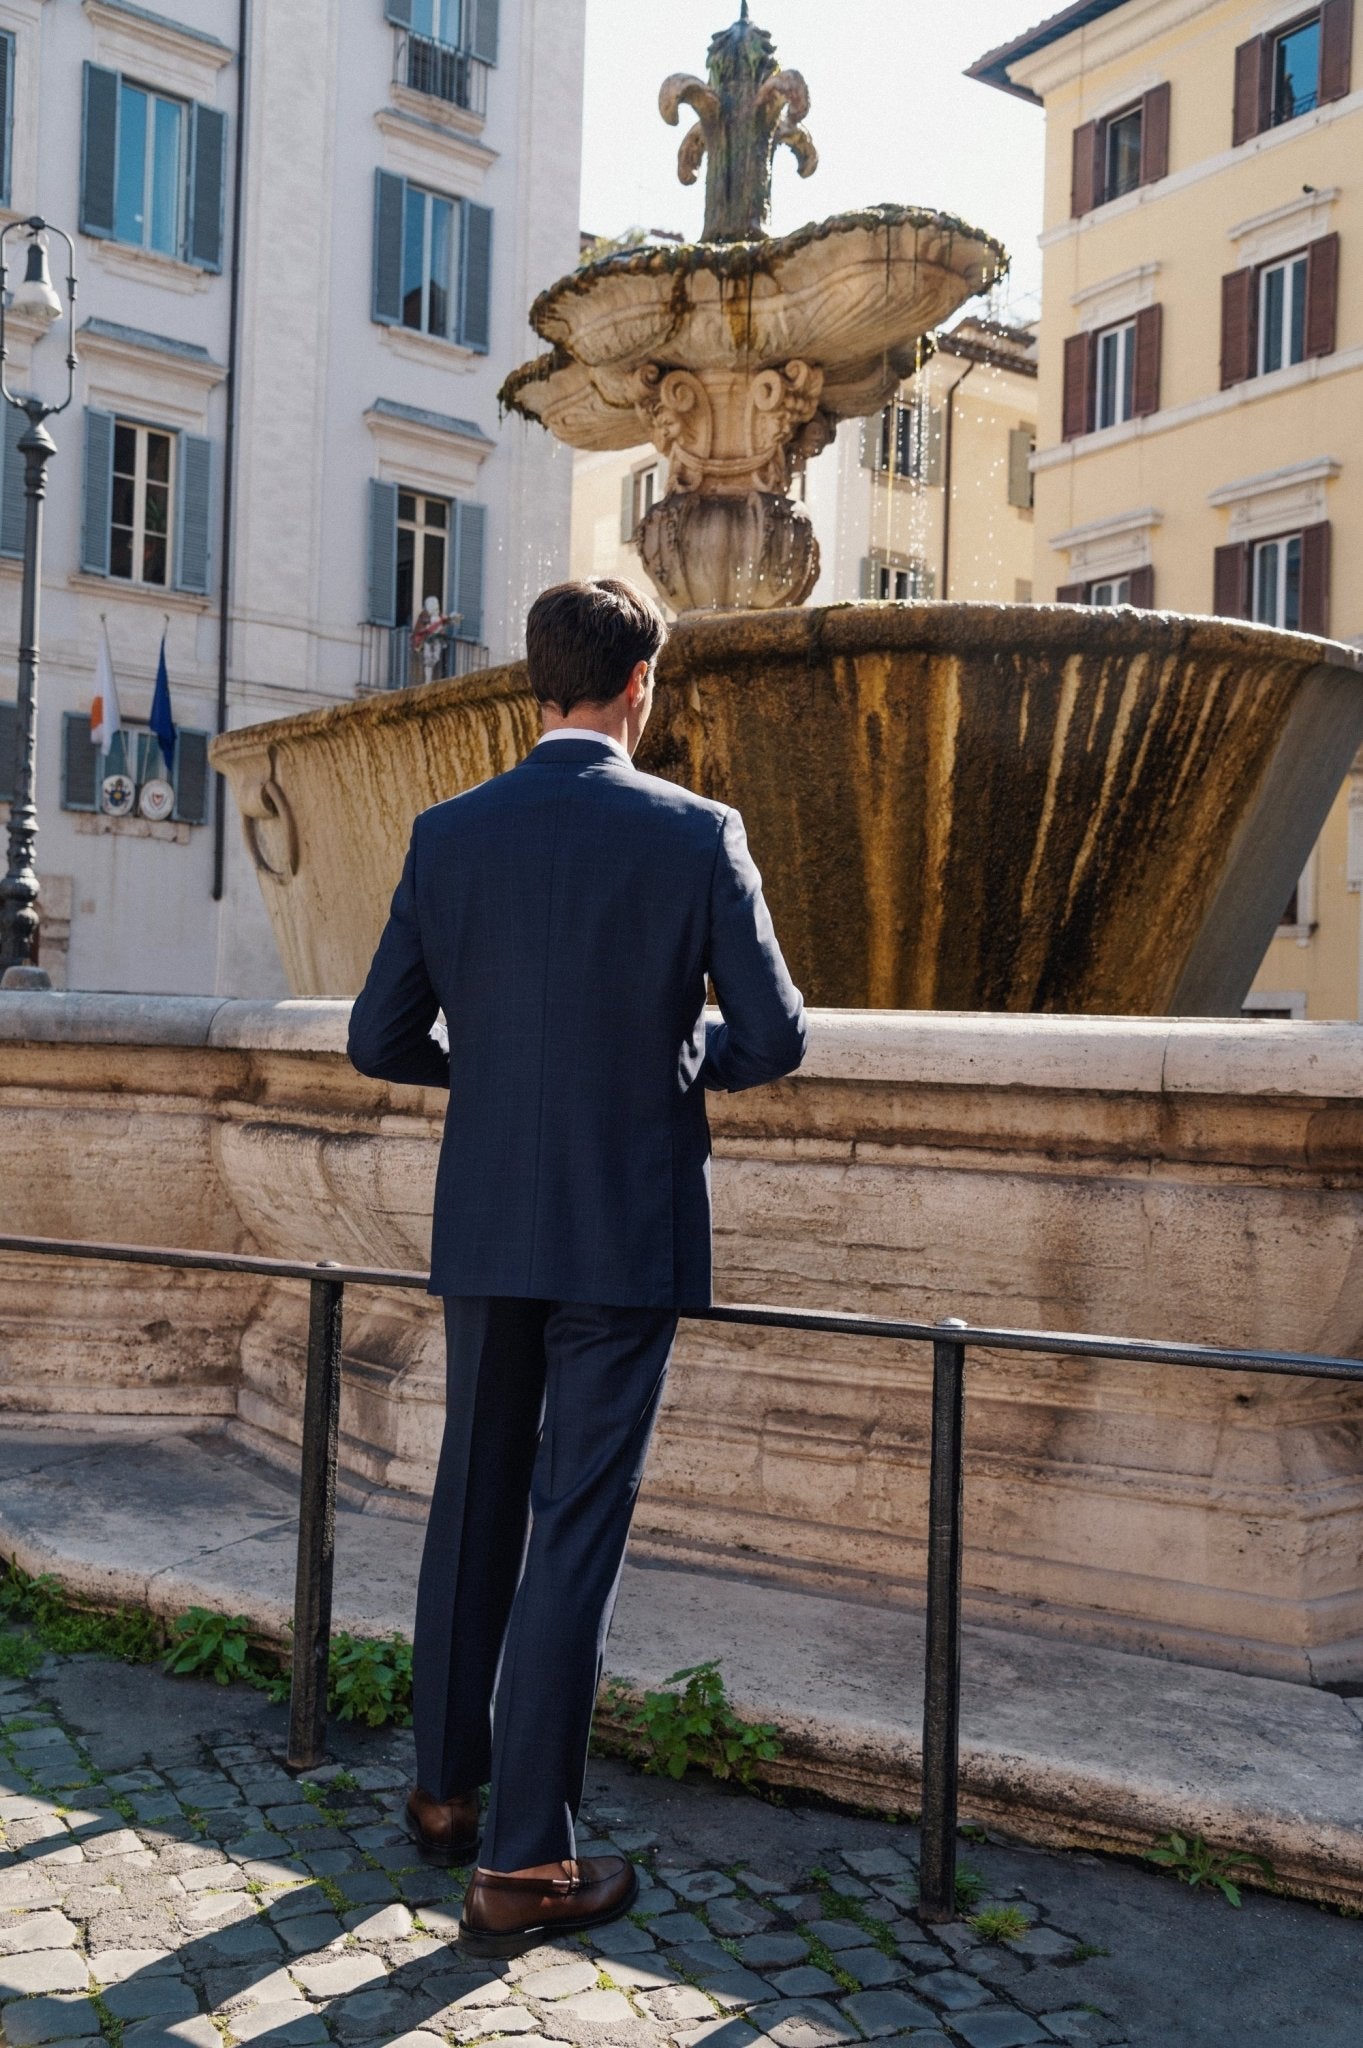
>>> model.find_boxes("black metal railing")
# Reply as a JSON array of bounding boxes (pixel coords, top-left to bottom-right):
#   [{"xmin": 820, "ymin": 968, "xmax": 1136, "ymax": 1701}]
[
  {"xmin": 358, "ymin": 624, "xmax": 489, "ymax": 695},
  {"xmin": 394, "ymin": 31, "xmax": 490, "ymax": 116},
  {"xmin": 2, "ymin": 1228, "xmax": 1361, "ymax": 1921}
]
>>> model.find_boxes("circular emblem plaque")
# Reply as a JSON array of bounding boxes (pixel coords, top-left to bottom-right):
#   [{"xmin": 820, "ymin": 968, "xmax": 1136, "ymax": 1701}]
[
  {"xmin": 138, "ymin": 777, "xmax": 175, "ymax": 822},
  {"xmin": 101, "ymin": 774, "xmax": 135, "ymax": 817}
]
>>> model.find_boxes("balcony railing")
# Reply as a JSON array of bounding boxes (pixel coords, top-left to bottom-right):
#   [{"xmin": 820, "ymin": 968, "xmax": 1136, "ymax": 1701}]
[
  {"xmin": 394, "ymin": 30, "xmax": 489, "ymax": 116},
  {"xmin": 359, "ymin": 623, "xmax": 489, "ymax": 696}
]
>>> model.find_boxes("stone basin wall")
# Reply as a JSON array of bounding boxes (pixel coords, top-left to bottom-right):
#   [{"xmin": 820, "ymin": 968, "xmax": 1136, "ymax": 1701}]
[{"xmin": 2, "ymin": 994, "xmax": 1362, "ymax": 1685}]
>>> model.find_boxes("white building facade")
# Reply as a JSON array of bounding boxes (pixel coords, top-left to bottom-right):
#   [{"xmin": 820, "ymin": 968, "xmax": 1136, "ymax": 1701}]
[{"xmin": 0, "ymin": 0, "xmax": 583, "ymax": 995}]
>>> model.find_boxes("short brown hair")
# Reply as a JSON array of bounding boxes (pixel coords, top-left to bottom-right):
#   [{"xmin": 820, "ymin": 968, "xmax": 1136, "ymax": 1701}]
[{"xmin": 525, "ymin": 578, "xmax": 668, "ymax": 712}]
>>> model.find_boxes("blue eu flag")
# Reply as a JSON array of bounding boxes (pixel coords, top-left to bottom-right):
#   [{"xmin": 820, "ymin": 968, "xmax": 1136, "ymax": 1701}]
[{"xmin": 150, "ymin": 633, "xmax": 177, "ymax": 778}]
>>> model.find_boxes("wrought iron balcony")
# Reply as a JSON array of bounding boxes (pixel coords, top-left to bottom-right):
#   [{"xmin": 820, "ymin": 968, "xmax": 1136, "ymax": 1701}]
[
  {"xmin": 394, "ymin": 31, "xmax": 489, "ymax": 117},
  {"xmin": 360, "ymin": 624, "xmax": 489, "ymax": 696}
]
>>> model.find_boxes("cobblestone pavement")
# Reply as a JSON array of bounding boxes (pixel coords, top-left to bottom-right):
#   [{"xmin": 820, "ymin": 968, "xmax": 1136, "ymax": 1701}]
[{"xmin": 0, "ymin": 1651, "xmax": 1359, "ymax": 2048}]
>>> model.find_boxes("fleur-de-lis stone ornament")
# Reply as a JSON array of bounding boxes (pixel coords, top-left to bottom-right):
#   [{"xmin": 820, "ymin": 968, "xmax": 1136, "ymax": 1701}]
[{"xmin": 659, "ymin": 3, "xmax": 818, "ymax": 242}]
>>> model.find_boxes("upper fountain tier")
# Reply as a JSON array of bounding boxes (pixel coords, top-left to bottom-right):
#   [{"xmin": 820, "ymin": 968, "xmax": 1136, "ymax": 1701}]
[{"xmin": 499, "ymin": 8, "xmax": 1005, "ymax": 610}]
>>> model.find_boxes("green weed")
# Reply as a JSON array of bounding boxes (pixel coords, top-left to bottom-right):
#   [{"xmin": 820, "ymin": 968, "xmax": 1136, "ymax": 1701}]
[
  {"xmin": 613, "ymin": 1661, "xmax": 782, "ymax": 1787},
  {"xmin": 1, "ymin": 1563, "xmax": 161, "ymax": 1664},
  {"xmin": 162, "ymin": 1608, "xmax": 286, "ymax": 1697},
  {"xmin": 969, "ymin": 1904, "xmax": 1029, "ymax": 1943},
  {"xmin": 0, "ymin": 1629, "xmax": 43, "ymax": 1679},
  {"xmin": 1070, "ymin": 1941, "xmax": 1110, "ymax": 1962},
  {"xmin": 1146, "ymin": 1831, "xmax": 1275, "ymax": 1908},
  {"xmin": 327, "ymin": 1632, "xmax": 413, "ymax": 1727}
]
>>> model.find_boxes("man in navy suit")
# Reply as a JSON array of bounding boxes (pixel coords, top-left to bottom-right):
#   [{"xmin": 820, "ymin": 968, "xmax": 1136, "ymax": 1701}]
[{"xmin": 348, "ymin": 577, "xmax": 807, "ymax": 1956}]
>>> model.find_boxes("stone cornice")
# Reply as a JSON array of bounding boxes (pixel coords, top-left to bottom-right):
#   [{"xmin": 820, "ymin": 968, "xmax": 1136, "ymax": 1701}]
[
  {"xmin": 82, "ymin": 0, "xmax": 234, "ymax": 71},
  {"xmin": 1208, "ymin": 457, "xmax": 1342, "ymax": 507}
]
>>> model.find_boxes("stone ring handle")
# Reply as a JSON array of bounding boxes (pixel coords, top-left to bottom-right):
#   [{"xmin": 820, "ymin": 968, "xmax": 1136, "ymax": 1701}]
[{"xmin": 239, "ymin": 752, "xmax": 300, "ymax": 883}]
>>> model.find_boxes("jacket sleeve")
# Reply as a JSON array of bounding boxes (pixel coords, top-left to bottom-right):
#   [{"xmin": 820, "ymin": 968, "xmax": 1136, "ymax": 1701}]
[
  {"xmin": 347, "ymin": 826, "xmax": 451, "ymax": 1090},
  {"xmin": 701, "ymin": 807, "xmax": 808, "ymax": 1092}
]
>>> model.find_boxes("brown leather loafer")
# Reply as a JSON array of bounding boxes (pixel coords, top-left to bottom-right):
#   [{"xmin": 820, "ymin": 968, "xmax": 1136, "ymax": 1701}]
[
  {"xmin": 458, "ymin": 1854, "xmax": 639, "ymax": 1958},
  {"xmin": 406, "ymin": 1785, "xmax": 481, "ymax": 1867}
]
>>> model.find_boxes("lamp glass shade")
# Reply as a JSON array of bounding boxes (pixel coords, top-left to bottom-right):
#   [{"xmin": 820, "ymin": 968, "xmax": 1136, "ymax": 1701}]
[{"xmin": 10, "ymin": 239, "xmax": 62, "ymax": 324}]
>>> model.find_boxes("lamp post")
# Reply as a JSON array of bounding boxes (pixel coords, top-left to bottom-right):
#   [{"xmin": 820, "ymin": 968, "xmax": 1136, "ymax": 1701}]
[{"xmin": 0, "ymin": 218, "xmax": 77, "ymax": 990}]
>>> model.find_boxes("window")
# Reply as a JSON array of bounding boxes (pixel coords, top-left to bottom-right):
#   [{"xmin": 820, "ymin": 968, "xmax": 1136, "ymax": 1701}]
[
  {"xmin": 401, "ymin": 183, "xmax": 457, "ymax": 337},
  {"xmin": 411, "ymin": 0, "xmax": 462, "ymax": 38},
  {"xmin": 367, "ymin": 478, "xmax": 486, "ymax": 656},
  {"xmin": 869, "ymin": 402, "xmax": 941, "ymax": 482},
  {"xmin": 1258, "ymin": 252, "xmax": 1308, "ymax": 373},
  {"xmin": 109, "ymin": 421, "xmax": 173, "ymax": 586},
  {"xmin": 1007, "ymin": 427, "xmax": 1035, "ymax": 510},
  {"xmin": 1095, "ymin": 319, "xmax": 1136, "ymax": 429},
  {"xmin": 1103, "ymin": 105, "xmax": 1143, "ymax": 199},
  {"xmin": 634, "ymin": 462, "xmax": 661, "ymax": 526},
  {"xmin": 1057, "ymin": 566, "xmax": 1155, "ymax": 608},
  {"xmin": 1253, "ymin": 533, "xmax": 1303, "ymax": 630},
  {"xmin": 114, "ymin": 80, "xmax": 184, "ymax": 256},
  {"xmin": 1089, "ymin": 576, "xmax": 1132, "ymax": 606},
  {"xmin": 81, "ymin": 65, "xmax": 226, "ymax": 271},
  {"xmin": 0, "ymin": 33, "xmax": 14, "ymax": 210},
  {"xmin": 373, "ymin": 172, "xmax": 493, "ymax": 351},
  {"xmin": 60, "ymin": 713, "xmax": 210, "ymax": 824},
  {"xmin": 396, "ymin": 490, "xmax": 449, "ymax": 625},
  {"xmin": 1272, "ymin": 16, "xmax": 1322, "ymax": 123},
  {"xmin": 387, "ymin": 0, "xmax": 498, "ymax": 106},
  {"xmin": 862, "ymin": 558, "xmax": 934, "ymax": 600}
]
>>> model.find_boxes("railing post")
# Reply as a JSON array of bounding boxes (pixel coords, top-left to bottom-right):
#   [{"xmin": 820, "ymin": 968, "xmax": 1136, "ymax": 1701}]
[
  {"xmin": 286, "ymin": 1264, "xmax": 343, "ymax": 1771},
  {"xmin": 919, "ymin": 1315, "xmax": 968, "ymax": 1922}
]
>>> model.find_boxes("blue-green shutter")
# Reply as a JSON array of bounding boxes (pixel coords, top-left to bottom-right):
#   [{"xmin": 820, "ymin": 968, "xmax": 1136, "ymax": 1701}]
[
  {"xmin": 61, "ymin": 711, "xmax": 100, "ymax": 813},
  {"xmin": 368, "ymin": 479, "xmax": 399, "ymax": 627},
  {"xmin": 384, "ymin": 0, "xmax": 414, "ymax": 22},
  {"xmin": 186, "ymin": 102, "xmax": 226, "ymax": 271},
  {"xmin": 172, "ymin": 729, "xmax": 210, "ymax": 824},
  {"xmin": 81, "ymin": 409, "xmax": 116, "ymax": 576},
  {"xmin": 175, "ymin": 434, "xmax": 213, "ymax": 594},
  {"xmin": 80, "ymin": 63, "xmax": 120, "ymax": 239},
  {"xmin": 466, "ymin": 0, "xmax": 499, "ymax": 63},
  {"xmin": 450, "ymin": 501, "xmax": 485, "ymax": 644},
  {"xmin": 372, "ymin": 170, "xmax": 405, "ymax": 326},
  {"xmin": 0, "ymin": 33, "xmax": 14, "ymax": 208},
  {"xmin": 0, "ymin": 399, "xmax": 28, "ymax": 559},
  {"xmin": 0, "ymin": 701, "xmax": 15, "ymax": 803},
  {"xmin": 458, "ymin": 201, "xmax": 492, "ymax": 352}
]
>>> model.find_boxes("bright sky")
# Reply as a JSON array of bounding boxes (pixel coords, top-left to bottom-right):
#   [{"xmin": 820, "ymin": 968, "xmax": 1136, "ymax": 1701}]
[{"xmin": 579, "ymin": 0, "xmax": 1047, "ymax": 325}]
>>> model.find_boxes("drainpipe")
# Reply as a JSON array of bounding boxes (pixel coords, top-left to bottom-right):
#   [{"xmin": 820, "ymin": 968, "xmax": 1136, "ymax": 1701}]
[
  {"xmin": 938, "ymin": 358, "xmax": 978, "ymax": 602},
  {"xmin": 212, "ymin": 0, "xmax": 249, "ymax": 903}
]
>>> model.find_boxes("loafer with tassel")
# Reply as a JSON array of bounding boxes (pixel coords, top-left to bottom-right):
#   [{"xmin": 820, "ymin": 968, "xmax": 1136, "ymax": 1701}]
[
  {"xmin": 405, "ymin": 1785, "xmax": 481, "ymax": 1867},
  {"xmin": 458, "ymin": 1854, "xmax": 639, "ymax": 1958}
]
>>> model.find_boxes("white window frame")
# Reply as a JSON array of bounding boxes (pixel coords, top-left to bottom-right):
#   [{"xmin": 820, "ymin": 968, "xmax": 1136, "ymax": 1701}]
[
  {"xmin": 1257, "ymin": 250, "xmax": 1308, "ymax": 376},
  {"xmin": 1088, "ymin": 575, "xmax": 1132, "ymax": 606},
  {"xmin": 110, "ymin": 418, "xmax": 176, "ymax": 589},
  {"xmin": 631, "ymin": 461, "xmax": 662, "ymax": 528},
  {"xmin": 1270, "ymin": 14, "xmax": 1321, "ymax": 127},
  {"xmin": 874, "ymin": 559, "xmax": 933, "ymax": 601},
  {"xmin": 401, "ymin": 182, "xmax": 458, "ymax": 341},
  {"xmin": 115, "ymin": 76, "xmax": 187, "ymax": 258},
  {"xmin": 1241, "ymin": 990, "xmax": 1307, "ymax": 1017},
  {"xmin": 412, "ymin": 0, "xmax": 464, "ymax": 46},
  {"xmin": 1094, "ymin": 318, "xmax": 1136, "ymax": 429},
  {"xmin": 1102, "ymin": 103, "xmax": 1143, "ymax": 201},
  {"xmin": 1252, "ymin": 531, "xmax": 1303, "ymax": 630},
  {"xmin": 396, "ymin": 488, "xmax": 450, "ymax": 624}
]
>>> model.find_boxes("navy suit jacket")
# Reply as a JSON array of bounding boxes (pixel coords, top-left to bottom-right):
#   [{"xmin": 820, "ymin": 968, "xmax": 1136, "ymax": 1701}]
[{"xmin": 348, "ymin": 735, "xmax": 808, "ymax": 1308}]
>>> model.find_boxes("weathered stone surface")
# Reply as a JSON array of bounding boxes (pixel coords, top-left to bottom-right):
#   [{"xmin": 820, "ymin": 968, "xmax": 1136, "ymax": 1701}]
[
  {"xmin": 0, "ymin": 1912, "xmax": 80, "ymax": 1954},
  {"xmin": 0, "ymin": 1994, "xmax": 100, "ymax": 2044},
  {"xmin": 517, "ymin": 1958, "xmax": 599, "ymax": 2000},
  {"xmin": 0, "ymin": 1949, "xmax": 90, "ymax": 1994}
]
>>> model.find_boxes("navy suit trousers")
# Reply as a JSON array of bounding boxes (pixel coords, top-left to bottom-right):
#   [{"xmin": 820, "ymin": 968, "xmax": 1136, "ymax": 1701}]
[{"xmin": 414, "ymin": 1295, "xmax": 677, "ymax": 1868}]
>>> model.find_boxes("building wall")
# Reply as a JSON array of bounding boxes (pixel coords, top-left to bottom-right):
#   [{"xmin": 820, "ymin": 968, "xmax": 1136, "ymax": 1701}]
[
  {"xmin": 998, "ymin": 0, "xmax": 1363, "ymax": 1016},
  {"xmin": 0, "ymin": 0, "xmax": 583, "ymax": 997}
]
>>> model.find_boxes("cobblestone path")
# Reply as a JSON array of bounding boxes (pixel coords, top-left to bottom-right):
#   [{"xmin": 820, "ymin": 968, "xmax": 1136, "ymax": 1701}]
[{"xmin": 0, "ymin": 1654, "xmax": 1357, "ymax": 2048}]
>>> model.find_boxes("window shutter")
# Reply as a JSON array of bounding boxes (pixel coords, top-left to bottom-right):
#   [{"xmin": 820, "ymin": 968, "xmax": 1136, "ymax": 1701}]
[
  {"xmin": 1232, "ymin": 36, "xmax": 1269, "ymax": 145},
  {"xmin": 1056, "ymin": 582, "xmax": 1087, "ymax": 603},
  {"xmin": 0, "ymin": 701, "xmax": 15, "ymax": 802},
  {"xmin": 1070, "ymin": 120, "xmax": 1101, "ymax": 216},
  {"xmin": 80, "ymin": 63, "xmax": 120, "ymax": 238},
  {"xmin": 372, "ymin": 171, "xmax": 405, "ymax": 326},
  {"xmin": 172, "ymin": 730, "xmax": 211, "ymax": 825},
  {"xmin": 859, "ymin": 559, "xmax": 878, "ymax": 599},
  {"xmin": 185, "ymin": 102, "xmax": 226, "ymax": 271},
  {"xmin": 1140, "ymin": 82, "xmax": 1170, "ymax": 184},
  {"xmin": 922, "ymin": 406, "xmax": 944, "ymax": 485},
  {"xmin": 1219, "ymin": 268, "xmax": 1255, "ymax": 388},
  {"xmin": 1299, "ymin": 523, "xmax": 1331, "ymax": 636},
  {"xmin": 1213, "ymin": 541, "xmax": 1251, "ymax": 619},
  {"xmin": 1320, "ymin": 0, "xmax": 1354, "ymax": 103},
  {"xmin": 1127, "ymin": 564, "xmax": 1155, "ymax": 609},
  {"xmin": 367, "ymin": 479, "xmax": 399, "ymax": 627},
  {"xmin": 81, "ymin": 409, "xmax": 116, "ymax": 576},
  {"xmin": 450, "ymin": 501, "xmax": 486, "ymax": 644},
  {"xmin": 384, "ymin": 0, "xmax": 414, "ymax": 23},
  {"xmin": 0, "ymin": 34, "xmax": 13, "ymax": 208},
  {"xmin": 1007, "ymin": 427, "xmax": 1034, "ymax": 509},
  {"xmin": 1061, "ymin": 332, "xmax": 1094, "ymax": 440},
  {"xmin": 1132, "ymin": 303, "xmax": 1163, "ymax": 416},
  {"xmin": 620, "ymin": 472, "xmax": 637, "ymax": 542},
  {"xmin": 860, "ymin": 413, "xmax": 884, "ymax": 469},
  {"xmin": 61, "ymin": 711, "xmax": 100, "ymax": 813},
  {"xmin": 0, "ymin": 399, "xmax": 28, "ymax": 559},
  {"xmin": 466, "ymin": 0, "xmax": 499, "ymax": 63},
  {"xmin": 1305, "ymin": 233, "xmax": 1340, "ymax": 358},
  {"xmin": 174, "ymin": 434, "xmax": 213, "ymax": 594},
  {"xmin": 458, "ymin": 201, "xmax": 493, "ymax": 352}
]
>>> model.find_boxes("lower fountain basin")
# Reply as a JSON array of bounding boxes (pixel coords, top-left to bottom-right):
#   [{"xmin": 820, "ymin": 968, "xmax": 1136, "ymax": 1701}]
[{"xmin": 211, "ymin": 601, "xmax": 1363, "ymax": 1010}]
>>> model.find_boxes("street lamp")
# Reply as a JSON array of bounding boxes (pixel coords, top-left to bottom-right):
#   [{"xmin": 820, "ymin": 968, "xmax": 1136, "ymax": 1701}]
[{"xmin": 0, "ymin": 218, "xmax": 77, "ymax": 990}]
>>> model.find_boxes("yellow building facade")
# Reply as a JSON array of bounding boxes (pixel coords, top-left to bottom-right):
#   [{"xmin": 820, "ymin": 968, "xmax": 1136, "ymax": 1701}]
[{"xmin": 972, "ymin": 0, "xmax": 1363, "ymax": 1018}]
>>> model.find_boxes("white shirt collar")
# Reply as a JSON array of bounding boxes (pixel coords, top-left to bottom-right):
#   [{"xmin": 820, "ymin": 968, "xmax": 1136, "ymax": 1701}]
[{"xmin": 536, "ymin": 727, "xmax": 632, "ymax": 766}]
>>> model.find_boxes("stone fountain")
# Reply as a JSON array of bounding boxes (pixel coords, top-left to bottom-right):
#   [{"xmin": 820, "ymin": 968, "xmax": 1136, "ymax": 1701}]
[{"xmin": 213, "ymin": 8, "xmax": 1363, "ymax": 1011}]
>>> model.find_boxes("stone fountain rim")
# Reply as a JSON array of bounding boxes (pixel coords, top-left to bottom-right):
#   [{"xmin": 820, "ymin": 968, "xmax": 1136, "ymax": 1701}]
[{"xmin": 209, "ymin": 601, "xmax": 1363, "ymax": 766}]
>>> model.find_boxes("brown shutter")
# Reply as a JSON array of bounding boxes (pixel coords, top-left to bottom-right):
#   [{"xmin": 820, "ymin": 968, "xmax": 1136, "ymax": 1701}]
[
  {"xmin": 1127, "ymin": 564, "xmax": 1155, "ymax": 609},
  {"xmin": 1213, "ymin": 541, "xmax": 1251, "ymax": 619},
  {"xmin": 1320, "ymin": 0, "xmax": 1354, "ymax": 103},
  {"xmin": 1132, "ymin": 303, "xmax": 1163, "ymax": 415},
  {"xmin": 1220, "ymin": 267, "xmax": 1256, "ymax": 387},
  {"xmin": 1057, "ymin": 581, "xmax": 1087, "ymax": 603},
  {"xmin": 1062, "ymin": 331, "xmax": 1095, "ymax": 440},
  {"xmin": 1299, "ymin": 522, "xmax": 1331, "ymax": 636},
  {"xmin": 1233, "ymin": 36, "xmax": 1269, "ymax": 145},
  {"xmin": 1071, "ymin": 120, "xmax": 1102, "ymax": 216},
  {"xmin": 1305, "ymin": 233, "xmax": 1340, "ymax": 358},
  {"xmin": 1140, "ymin": 82, "xmax": 1171, "ymax": 183}
]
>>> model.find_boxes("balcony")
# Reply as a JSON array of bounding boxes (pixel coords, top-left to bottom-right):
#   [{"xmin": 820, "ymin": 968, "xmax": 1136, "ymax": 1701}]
[
  {"xmin": 359, "ymin": 623, "xmax": 489, "ymax": 695},
  {"xmin": 394, "ymin": 30, "xmax": 489, "ymax": 117}
]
